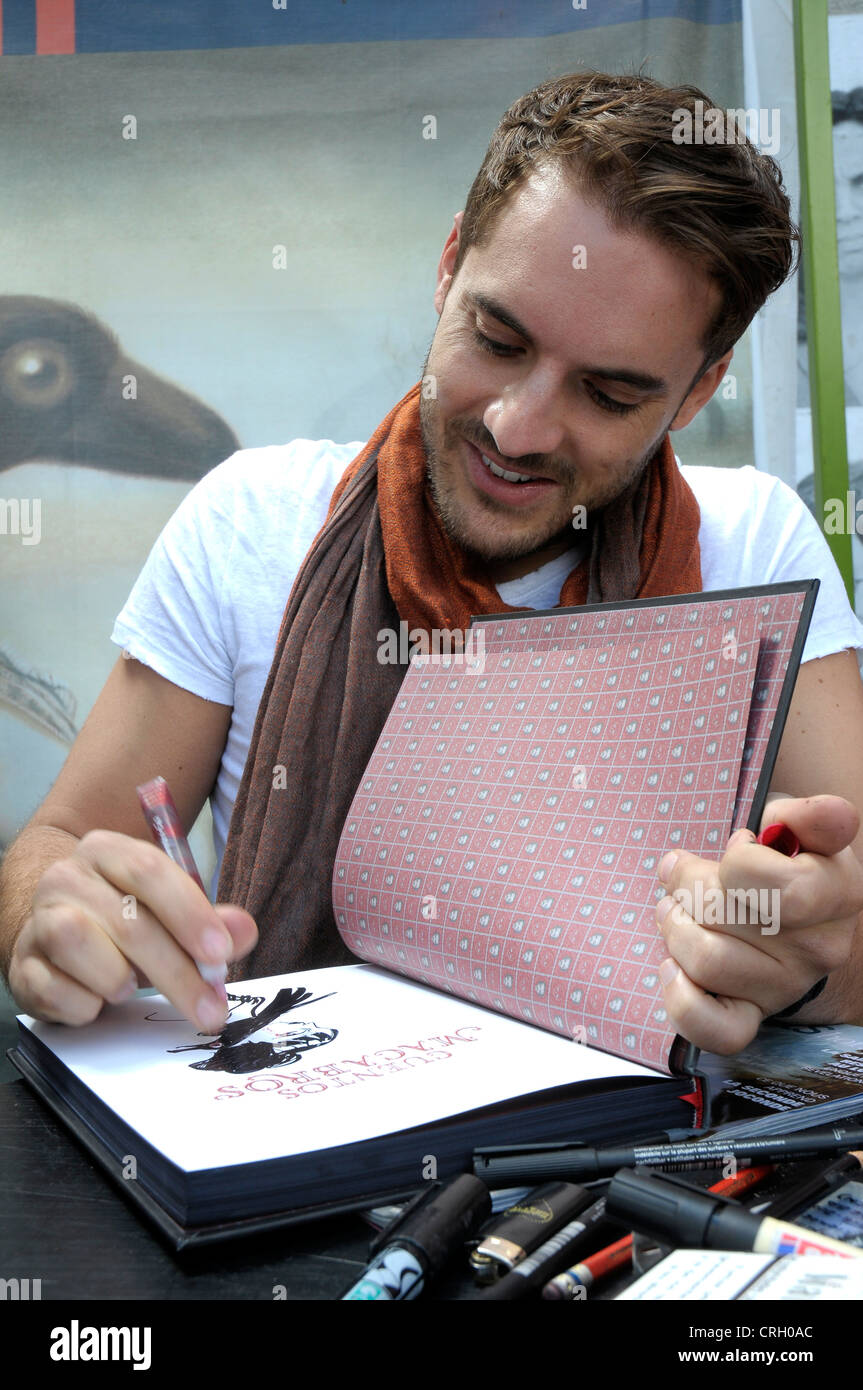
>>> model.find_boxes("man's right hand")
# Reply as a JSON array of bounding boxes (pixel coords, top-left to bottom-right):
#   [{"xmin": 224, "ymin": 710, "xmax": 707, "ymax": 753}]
[
  {"xmin": 8, "ymin": 829, "xmax": 258, "ymax": 1031},
  {"xmin": 0, "ymin": 654, "xmax": 252, "ymax": 1029}
]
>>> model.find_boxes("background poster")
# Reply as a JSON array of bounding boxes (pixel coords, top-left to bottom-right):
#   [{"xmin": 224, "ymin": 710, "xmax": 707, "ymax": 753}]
[{"xmin": 0, "ymin": 0, "xmax": 755, "ymax": 1046}]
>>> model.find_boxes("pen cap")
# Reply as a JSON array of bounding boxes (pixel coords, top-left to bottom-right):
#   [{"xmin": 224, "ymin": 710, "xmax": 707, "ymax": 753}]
[
  {"xmin": 395, "ymin": 1174, "xmax": 491, "ymax": 1275},
  {"xmin": 606, "ymin": 1168, "xmax": 758, "ymax": 1249}
]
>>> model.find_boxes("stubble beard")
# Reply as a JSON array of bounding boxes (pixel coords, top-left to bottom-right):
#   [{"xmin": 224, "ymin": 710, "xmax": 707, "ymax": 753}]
[{"xmin": 418, "ymin": 385, "xmax": 665, "ymax": 566}]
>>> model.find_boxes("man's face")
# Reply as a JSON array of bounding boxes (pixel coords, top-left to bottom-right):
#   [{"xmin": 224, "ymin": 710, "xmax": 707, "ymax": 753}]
[{"xmin": 421, "ymin": 164, "xmax": 727, "ymax": 570}]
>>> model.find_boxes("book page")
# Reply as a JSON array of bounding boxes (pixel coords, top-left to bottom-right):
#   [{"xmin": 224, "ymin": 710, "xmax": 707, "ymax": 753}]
[
  {"xmin": 474, "ymin": 586, "xmax": 812, "ymax": 831},
  {"xmin": 16, "ymin": 965, "xmax": 661, "ymax": 1174},
  {"xmin": 334, "ymin": 616, "xmax": 761, "ymax": 1070}
]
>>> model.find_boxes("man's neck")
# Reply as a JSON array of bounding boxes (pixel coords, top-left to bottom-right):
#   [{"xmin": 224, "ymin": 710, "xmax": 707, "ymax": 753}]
[{"xmin": 487, "ymin": 534, "xmax": 581, "ymax": 585}]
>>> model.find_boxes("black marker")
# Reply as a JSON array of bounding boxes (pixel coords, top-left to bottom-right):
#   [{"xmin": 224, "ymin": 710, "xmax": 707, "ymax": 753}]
[
  {"xmin": 473, "ymin": 1193, "xmax": 611, "ymax": 1300},
  {"xmin": 469, "ymin": 1182, "xmax": 593, "ymax": 1284},
  {"xmin": 340, "ymin": 1174, "xmax": 490, "ymax": 1300},
  {"xmin": 473, "ymin": 1123, "xmax": 863, "ymax": 1186},
  {"xmin": 605, "ymin": 1167, "xmax": 863, "ymax": 1259}
]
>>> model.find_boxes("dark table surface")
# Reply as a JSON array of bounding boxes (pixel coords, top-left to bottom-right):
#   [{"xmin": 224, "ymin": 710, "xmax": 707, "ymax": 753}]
[
  {"xmin": 0, "ymin": 1073, "xmax": 377, "ymax": 1300},
  {"xmin": 1, "ymin": 1008, "xmax": 853, "ymax": 1311}
]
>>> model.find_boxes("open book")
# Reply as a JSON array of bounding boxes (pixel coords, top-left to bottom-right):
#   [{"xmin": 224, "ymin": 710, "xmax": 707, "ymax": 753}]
[
  {"xmin": 12, "ymin": 963, "xmax": 702, "ymax": 1246},
  {"xmin": 10, "ymin": 582, "xmax": 817, "ymax": 1245}
]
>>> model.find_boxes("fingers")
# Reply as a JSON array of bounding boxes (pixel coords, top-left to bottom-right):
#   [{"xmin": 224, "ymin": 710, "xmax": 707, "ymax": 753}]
[
  {"xmin": 28, "ymin": 897, "xmax": 140, "ymax": 1004},
  {"xmin": 11, "ymin": 831, "xmax": 259, "ymax": 1032},
  {"xmin": 658, "ymin": 956, "xmax": 764, "ymax": 1055},
  {"xmin": 212, "ymin": 904, "xmax": 259, "ymax": 963},
  {"xmin": 656, "ymin": 894, "xmax": 806, "ymax": 1015},
  {"xmin": 8, "ymin": 948, "xmax": 107, "ymax": 1027},
  {"xmin": 74, "ymin": 830, "xmax": 234, "ymax": 1029},
  {"xmin": 76, "ymin": 830, "xmax": 233, "ymax": 968},
  {"xmin": 760, "ymin": 793, "xmax": 860, "ymax": 858},
  {"xmin": 660, "ymin": 840, "xmax": 863, "ymax": 954}
]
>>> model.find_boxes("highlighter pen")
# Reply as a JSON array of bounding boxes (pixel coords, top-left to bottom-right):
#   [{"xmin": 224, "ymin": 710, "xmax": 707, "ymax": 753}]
[
  {"xmin": 340, "ymin": 1174, "xmax": 490, "ymax": 1300},
  {"xmin": 605, "ymin": 1166, "xmax": 863, "ymax": 1259},
  {"xmin": 136, "ymin": 775, "xmax": 227, "ymax": 998},
  {"xmin": 542, "ymin": 1162, "xmax": 775, "ymax": 1299},
  {"xmin": 473, "ymin": 1122, "xmax": 863, "ymax": 1186}
]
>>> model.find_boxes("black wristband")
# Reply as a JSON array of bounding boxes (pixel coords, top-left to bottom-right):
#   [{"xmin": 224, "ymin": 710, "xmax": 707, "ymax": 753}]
[{"xmin": 768, "ymin": 975, "xmax": 829, "ymax": 1020}]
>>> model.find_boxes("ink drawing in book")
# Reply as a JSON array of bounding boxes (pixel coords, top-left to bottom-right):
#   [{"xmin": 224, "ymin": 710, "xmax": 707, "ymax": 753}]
[{"xmin": 11, "ymin": 964, "xmax": 700, "ymax": 1240}]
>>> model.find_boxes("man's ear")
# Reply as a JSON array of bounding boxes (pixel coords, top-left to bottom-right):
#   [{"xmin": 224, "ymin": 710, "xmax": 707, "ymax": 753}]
[
  {"xmin": 669, "ymin": 350, "xmax": 734, "ymax": 431},
  {"xmin": 434, "ymin": 211, "xmax": 464, "ymax": 315}
]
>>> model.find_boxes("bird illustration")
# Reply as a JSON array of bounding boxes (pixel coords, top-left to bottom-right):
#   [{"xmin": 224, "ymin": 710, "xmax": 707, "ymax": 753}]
[
  {"xmin": 0, "ymin": 295, "xmax": 239, "ymax": 479},
  {"xmin": 0, "ymin": 296, "xmax": 241, "ymax": 849}
]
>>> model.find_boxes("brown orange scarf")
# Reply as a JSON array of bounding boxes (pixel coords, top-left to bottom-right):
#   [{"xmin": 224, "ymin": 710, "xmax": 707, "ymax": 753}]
[{"xmin": 218, "ymin": 381, "xmax": 702, "ymax": 977}]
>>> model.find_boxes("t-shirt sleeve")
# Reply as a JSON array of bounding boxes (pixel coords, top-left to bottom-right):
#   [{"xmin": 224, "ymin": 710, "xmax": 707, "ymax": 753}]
[
  {"xmin": 685, "ymin": 464, "xmax": 863, "ymax": 665},
  {"xmin": 110, "ymin": 439, "xmax": 360, "ymax": 707},
  {"xmin": 747, "ymin": 472, "xmax": 863, "ymax": 664},
  {"xmin": 110, "ymin": 456, "xmax": 241, "ymax": 704}
]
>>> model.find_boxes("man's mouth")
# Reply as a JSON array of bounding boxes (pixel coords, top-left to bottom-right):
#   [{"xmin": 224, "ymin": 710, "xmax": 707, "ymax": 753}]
[
  {"xmin": 463, "ymin": 439, "xmax": 556, "ymax": 506},
  {"xmin": 479, "ymin": 450, "xmax": 537, "ymax": 484}
]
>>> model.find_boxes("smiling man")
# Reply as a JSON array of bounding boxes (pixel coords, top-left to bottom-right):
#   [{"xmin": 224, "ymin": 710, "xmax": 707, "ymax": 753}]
[
  {"xmin": 4, "ymin": 70, "xmax": 863, "ymax": 1057},
  {"xmin": 421, "ymin": 168, "xmax": 726, "ymax": 575}
]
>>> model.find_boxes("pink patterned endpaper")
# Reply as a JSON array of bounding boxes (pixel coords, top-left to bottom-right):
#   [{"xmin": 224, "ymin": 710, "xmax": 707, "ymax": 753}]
[
  {"xmin": 475, "ymin": 586, "xmax": 812, "ymax": 832},
  {"xmin": 333, "ymin": 615, "xmax": 761, "ymax": 1072}
]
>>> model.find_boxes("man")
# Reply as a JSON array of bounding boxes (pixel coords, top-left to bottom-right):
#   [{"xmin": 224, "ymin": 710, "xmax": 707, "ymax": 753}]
[{"xmin": 3, "ymin": 71, "xmax": 863, "ymax": 1057}]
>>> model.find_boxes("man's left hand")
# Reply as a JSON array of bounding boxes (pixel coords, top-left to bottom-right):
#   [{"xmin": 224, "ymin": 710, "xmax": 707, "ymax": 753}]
[{"xmin": 655, "ymin": 794, "xmax": 863, "ymax": 1054}]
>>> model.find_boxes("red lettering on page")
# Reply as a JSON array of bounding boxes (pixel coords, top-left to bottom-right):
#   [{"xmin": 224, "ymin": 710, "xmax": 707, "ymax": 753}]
[{"xmin": 210, "ymin": 1028, "xmax": 483, "ymax": 1098}]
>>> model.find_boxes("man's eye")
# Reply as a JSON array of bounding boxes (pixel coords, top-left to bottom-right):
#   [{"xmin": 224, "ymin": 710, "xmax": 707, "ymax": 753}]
[
  {"xmin": 585, "ymin": 381, "xmax": 640, "ymax": 416},
  {"xmin": 473, "ymin": 329, "xmax": 520, "ymax": 357}
]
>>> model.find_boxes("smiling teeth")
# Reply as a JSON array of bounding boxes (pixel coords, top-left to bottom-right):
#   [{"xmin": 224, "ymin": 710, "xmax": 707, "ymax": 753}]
[{"xmin": 481, "ymin": 452, "xmax": 533, "ymax": 484}]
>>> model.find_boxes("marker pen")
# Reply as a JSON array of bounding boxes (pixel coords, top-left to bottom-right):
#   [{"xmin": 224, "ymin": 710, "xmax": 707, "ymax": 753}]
[
  {"xmin": 473, "ymin": 1122, "xmax": 863, "ymax": 1186},
  {"xmin": 474, "ymin": 1193, "xmax": 610, "ymax": 1301},
  {"xmin": 606, "ymin": 1167, "xmax": 863, "ymax": 1259},
  {"xmin": 340, "ymin": 1174, "xmax": 491, "ymax": 1300},
  {"xmin": 542, "ymin": 1163, "xmax": 775, "ymax": 1299},
  {"xmin": 543, "ymin": 1232, "xmax": 633, "ymax": 1300},
  {"xmin": 755, "ymin": 822, "xmax": 800, "ymax": 857},
  {"xmin": 469, "ymin": 1182, "xmax": 593, "ymax": 1283},
  {"xmin": 136, "ymin": 775, "xmax": 227, "ymax": 997}
]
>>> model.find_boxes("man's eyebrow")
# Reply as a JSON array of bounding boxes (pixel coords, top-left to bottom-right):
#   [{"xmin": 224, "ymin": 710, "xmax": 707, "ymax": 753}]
[
  {"xmin": 470, "ymin": 291, "xmax": 535, "ymax": 344},
  {"xmin": 585, "ymin": 366, "xmax": 667, "ymax": 394},
  {"xmin": 468, "ymin": 291, "xmax": 668, "ymax": 395}
]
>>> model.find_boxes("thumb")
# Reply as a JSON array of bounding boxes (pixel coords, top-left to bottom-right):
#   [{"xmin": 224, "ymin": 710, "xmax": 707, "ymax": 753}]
[
  {"xmin": 212, "ymin": 903, "xmax": 259, "ymax": 959},
  {"xmin": 761, "ymin": 793, "xmax": 860, "ymax": 857}
]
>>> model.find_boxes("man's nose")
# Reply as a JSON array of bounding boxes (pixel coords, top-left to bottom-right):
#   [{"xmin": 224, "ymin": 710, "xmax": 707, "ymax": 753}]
[{"xmin": 483, "ymin": 370, "xmax": 567, "ymax": 460}]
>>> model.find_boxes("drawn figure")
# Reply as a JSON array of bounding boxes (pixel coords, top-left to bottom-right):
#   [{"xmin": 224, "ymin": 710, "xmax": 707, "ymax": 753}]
[{"xmin": 160, "ymin": 984, "xmax": 339, "ymax": 1074}]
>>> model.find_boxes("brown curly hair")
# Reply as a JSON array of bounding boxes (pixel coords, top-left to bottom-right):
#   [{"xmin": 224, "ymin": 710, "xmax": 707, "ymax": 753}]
[{"xmin": 453, "ymin": 71, "xmax": 799, "ymax": 370}]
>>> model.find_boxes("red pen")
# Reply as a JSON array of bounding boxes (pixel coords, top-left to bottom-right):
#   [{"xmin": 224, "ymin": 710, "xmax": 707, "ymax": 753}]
[
  {"xmin": 136, "ymin": 775, "xmax": 227, "ymax": 999},
  {"xmin": 542, "ymin": 1164, "xmax": 775, "ymax": 1299},
  {"xmin": 756, "ymin": 822, "xmax": 800, "ymax": 857}
]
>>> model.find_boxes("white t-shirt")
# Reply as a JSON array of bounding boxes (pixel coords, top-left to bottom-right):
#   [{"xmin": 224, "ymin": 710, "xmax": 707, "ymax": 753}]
[{"xmin": 111, "ymin": 440, "xmax": 863, "ymax": 891}]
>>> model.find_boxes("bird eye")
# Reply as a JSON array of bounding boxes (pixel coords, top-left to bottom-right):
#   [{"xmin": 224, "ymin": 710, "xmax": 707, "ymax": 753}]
[{"xmin": 1, "ymin": 338, "xmax": 74, "ymax": 407}]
